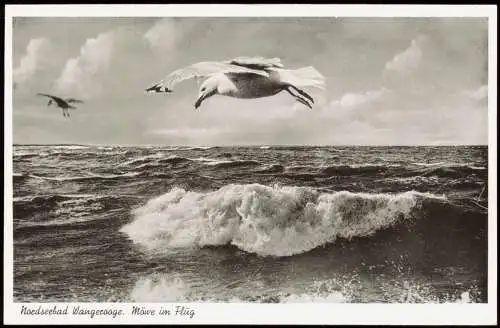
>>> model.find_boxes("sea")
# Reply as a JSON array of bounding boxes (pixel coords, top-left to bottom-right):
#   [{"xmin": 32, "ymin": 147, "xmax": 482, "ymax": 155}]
[{"xmin": 12, "ymin": 145, "xmax": 488, "ymax": 303}]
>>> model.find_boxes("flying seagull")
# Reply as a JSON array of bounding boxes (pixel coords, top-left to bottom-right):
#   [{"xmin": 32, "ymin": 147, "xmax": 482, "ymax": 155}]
[
  {"xmin": 37, "ymin": 93, "xmax": 84, "ymax": 117},
  {"xmin": 145, "ymin": 57, "xmax": 325, "ymax": 109}
]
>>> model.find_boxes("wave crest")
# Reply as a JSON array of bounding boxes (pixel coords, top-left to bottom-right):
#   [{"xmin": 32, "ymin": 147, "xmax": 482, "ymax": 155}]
[{"xmin": 120, "ymin": 184, "xmax": 442, "ymax": 257}]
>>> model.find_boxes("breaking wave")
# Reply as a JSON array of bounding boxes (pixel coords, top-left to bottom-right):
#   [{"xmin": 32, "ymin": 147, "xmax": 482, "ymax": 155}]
[{"xmin": 120, "ymin": 183, "xmax": 445, "ymax": 257}]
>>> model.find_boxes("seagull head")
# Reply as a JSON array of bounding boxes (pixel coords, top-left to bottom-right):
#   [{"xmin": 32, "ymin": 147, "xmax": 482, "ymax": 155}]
[{"xmin": 195, "ymin": 78, "xmax": 218, "ymax": 109}]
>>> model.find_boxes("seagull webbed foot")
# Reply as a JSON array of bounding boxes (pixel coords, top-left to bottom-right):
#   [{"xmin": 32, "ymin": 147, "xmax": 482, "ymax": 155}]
[
  {"xmin": 289, "ymin": 85, "xmax": 315, "ymax": 104},
  {"xmin": 295, "ymin": 96, "xmax": 313, "ymax": 109},
  {"xmin": 285, "ymin": 86, "xmax": 313, "ymax": 109}
]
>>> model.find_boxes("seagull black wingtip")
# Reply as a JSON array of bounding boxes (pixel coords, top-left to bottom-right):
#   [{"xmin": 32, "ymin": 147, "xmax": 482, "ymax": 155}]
[{"xmin": 145, "ymin": 85, "xmax": 173, "ymax": 93}]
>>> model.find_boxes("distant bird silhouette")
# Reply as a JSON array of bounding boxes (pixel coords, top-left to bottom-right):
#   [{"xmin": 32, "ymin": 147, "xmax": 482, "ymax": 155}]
[
  {"xmin": 145, "ymin": 56, "xmax": 325, "ymax": 110},
  {"xmin": 37, "ymin": 93, "xmax": 84, "ymax": 117}
]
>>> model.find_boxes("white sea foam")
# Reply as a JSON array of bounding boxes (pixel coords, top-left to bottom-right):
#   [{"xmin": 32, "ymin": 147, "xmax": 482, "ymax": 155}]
[
  {"xmin": 382, "ymin": 279, "xmax": 478, "ymax": 304},
  {"xmin": 50, "ymin": 145, "xmax": 89, "ymax": 150},
  {"xmin": 413, "ymin": 162, "xmax": 486, "ymax": 170},
  {"xmin": 181, "ymin": 146, "xmax": 213, "ymax": 151},
  {"xmin": 29, "ymin": 171, "xmax": 140, "ymax": 181},
  {"xmin": 120, "ymin": 184, "xmax": 443, "ymax": 257},
  {"xmin": 129, "ymin": 275, "xmax": 350, "ymax": 303},
  {"xmin": 130, "ymin": 276, "xmax": 191, "ymax": 302},
  {"xmin": 190, "ymin": 157, "xmax": 224, "ymax": 164},
  {"xmin": 13, "ymin": 151, "xmax": 39, "ymax": 157},
  {"xmin": 119, "ymin": 154, "xmax": 167, "ymax": 167}
]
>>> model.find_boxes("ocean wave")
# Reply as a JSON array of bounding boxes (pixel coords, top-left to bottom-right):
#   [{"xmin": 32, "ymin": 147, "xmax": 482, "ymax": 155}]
[
  {"xmin": 190, "ymin": 157, "xmax": 221, "ymax": 163},
  {"xmin": 413, "ymin": 162, "xmax": 446, "ymax": 167},
  {"xmin": 13, "ymin": 151, "xmax": 40, "ymax": 158},
  {"xmin": 156, "ymin": 156, "xmax": 191, "ymax": 165},
  {"xmin": 377, "ymin": 176, "xmax": 441, "ymax": 185},
  {"xmin": 121, "ymin": 155, "xmax": 264, "ymax": 170},
  {"xmin": 319, "ymin": 164, "xmax": 396, "ymax": 176},
  {"xmin": 118, "ymin": 154, "xmax": 167, "ymax": 167},
  {"xmin": 417, "ymin": 165, "xmax": 487, "ymax": 179},
  {"xmin": 14, "ymin": 194, "xmax": 136, "ymax": 228},
  {"xmin": 255, "ymin": 164, "xmax": 285, "ymax": 174},
  {"xmin": 28, "ymin": 172, "xmax": 141, "ymax": 182},
  {"xmin": 13, "ymin": 193, "xmax": 96, "ymax": 203},
  {"xmin": 16, "ymin": 209, "xmax": 125, "ymax": 229},
  {"xmin": 181, "ymin": 146, "xmax": 214, "ymax": 151},
  {"xmin": 285, "ymin": 165, "xmax": 317, "ymax": 172},
  {"xmin": 305, "ymin": 162, "xmax": 487, "ymax": 179},
  {"xmin": 204, "ymin": 159, "xmax": 262, "ymax": 169},
  {"xmin": 120, "ymin": 184, "xmax": 445, "ymax": 257},
  {"xmin": 51, "ymin": 145, "xmax": 90, "ymax": 149},
  {"xmin": 13, "ymin": 172, "xmax": 29, "ymax": 182},
  {"xmin": 413, "ymin": 162, "xmax": 486, "ymax": 170},
  {"xmin": 283, "ymin": 164, "xmax": 403, "ymax": 177}
]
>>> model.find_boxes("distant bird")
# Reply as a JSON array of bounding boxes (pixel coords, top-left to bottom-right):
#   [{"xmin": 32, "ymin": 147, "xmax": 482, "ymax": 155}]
[
  {"xmin": 37, "ymin": 93, "xmax": 84, "ymax": 117},
  {"xmin": 145, "ymin": 57, "xmax": 325, "ymax": 109}
]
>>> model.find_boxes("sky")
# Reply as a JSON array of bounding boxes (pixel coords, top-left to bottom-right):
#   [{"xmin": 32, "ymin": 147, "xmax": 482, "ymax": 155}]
[{"xmin": 11, "ymin": 17, "xmax": 489, "ymax": 145}]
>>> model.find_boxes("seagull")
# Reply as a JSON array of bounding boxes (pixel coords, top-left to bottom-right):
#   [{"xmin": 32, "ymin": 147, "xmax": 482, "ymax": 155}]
[
  {"xmin": 145, "ymin": 57, "xmax": 325, "ymax": 109},
  {"xmin": 37, "ymin": 93, "xmax": 84, "ymax": 117}
]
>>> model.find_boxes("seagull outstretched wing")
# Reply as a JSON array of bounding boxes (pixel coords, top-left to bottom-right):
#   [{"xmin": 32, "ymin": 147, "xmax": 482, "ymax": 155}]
[
  {"xmin": 226, "ymin": 56, "xmax": 284, "ymax": 70},
  {"xmin": 37, "ymin": 93, "xmax": 61, "ymax": 102},
  {"xmin": 145, "ymin": 61, "xmax": 270, "ymax": 93},
  {"xmin": 65, "ymin": 98, "xmax": 84, "ymax": 104}
]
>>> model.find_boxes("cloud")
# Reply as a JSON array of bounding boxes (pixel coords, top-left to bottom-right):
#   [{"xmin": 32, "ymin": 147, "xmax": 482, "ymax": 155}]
[
  {"xmin": 13, "ymin": 38, "xmax": 52, "ymax": 87},
  {"xmin": 384, "ymin": 35, "xmax": 426, "ymax": 75},
  {"xmin": 143, "ymin": 18, "xmax": 177, "ymax": 54},
  {"xmin": 149, "ymin": 126, "xmax": 232, "ymax": 145},
  {"xmin": 151, "ymin": 127, "xmax": 224, "ymax": 138},
  {"xmin": 463, "ymin": 85, "xmax": 488, "ymax": 102},
  {"xmin": 54, "ymin": 31, "xmax": 115, "ymax": 98},
  {"xmin": 328, "ymin": 88, "xmax": 391, "ymax": 111}
]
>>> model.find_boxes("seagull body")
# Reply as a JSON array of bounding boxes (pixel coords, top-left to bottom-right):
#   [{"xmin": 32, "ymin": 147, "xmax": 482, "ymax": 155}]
[
  {"xmin": 145, "ymin": 57, "xmax": 325, "ymax": 109},
  {"xmin": 37, "ymin": 93, "xmax": 84, "ymax": 117}
]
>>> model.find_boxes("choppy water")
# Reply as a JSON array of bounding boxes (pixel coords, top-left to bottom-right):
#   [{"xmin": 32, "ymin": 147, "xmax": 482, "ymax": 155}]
[{"xmin": 12, "ymin": 145, "xmax": 488, "ymax": 303}]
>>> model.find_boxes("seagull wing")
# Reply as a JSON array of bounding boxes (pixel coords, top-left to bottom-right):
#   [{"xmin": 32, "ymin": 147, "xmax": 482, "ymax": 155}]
[
  {"xmin": 37, "ymin": 93, "xmax": 60, "ymax": 101},
  {"xmin": 65, "ymin": 98, "xmax": 84, "ymax": 104},
  {"xmin": 226, "ymin": 56, "xmax": 284, "ymax": 70},
  {"xmin": 145, "ymin": 61, "xmax": 270, "ymax": 93},
  {"xmin": 37, "ymin": 93, "xmax": 69, "ymax": 107}
]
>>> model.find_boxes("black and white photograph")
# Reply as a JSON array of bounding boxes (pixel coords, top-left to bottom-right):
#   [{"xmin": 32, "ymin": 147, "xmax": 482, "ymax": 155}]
[{"xmin": 4, "ymin": 4, "xmax": 497, "ymax": 325}]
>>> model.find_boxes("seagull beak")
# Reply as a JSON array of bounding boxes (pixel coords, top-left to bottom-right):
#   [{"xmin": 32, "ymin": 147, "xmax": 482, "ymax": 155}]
[
  {"xmin": 194, "ymin": 95, "xmax": 205, "ymax": 109},
  {"xmin": 194, "ymin": 89, "xmax": 216, "ymax": 109}
]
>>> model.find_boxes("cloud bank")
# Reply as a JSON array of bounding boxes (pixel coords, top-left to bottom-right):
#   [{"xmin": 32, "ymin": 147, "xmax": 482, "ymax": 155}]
[
  {"xmin": 384, "ymin": 35, "xmax": 426, "ymax": 75},
  {"xmin": 329, "ymin": 88, "xmax": 391, "ymax": 111},
  {"xmin": 54, "ymin": 31, "xmax": 116, "ymax": 98},
  {"xmin": 13, "ymin": 37, "xmax": 52, "ymax": 87},
  {"xmin": 464, "ymin": 85, "xmax": 488, "ymax": 102},
  {"xmin": 143, "ymin": 18, "xmax": 177, "ymax": 54}
]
